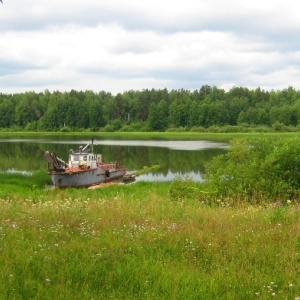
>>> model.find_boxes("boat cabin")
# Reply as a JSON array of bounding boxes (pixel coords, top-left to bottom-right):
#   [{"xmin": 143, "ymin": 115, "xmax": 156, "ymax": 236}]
[{"xmin": 68, "ymin": 146, "xmax": 102, "ymax": 170}]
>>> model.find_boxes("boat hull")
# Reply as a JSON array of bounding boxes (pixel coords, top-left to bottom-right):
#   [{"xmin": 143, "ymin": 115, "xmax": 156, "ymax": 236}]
[{"xmin": 49, "ymin": 167, "xmax": 126, "ymax": 188}]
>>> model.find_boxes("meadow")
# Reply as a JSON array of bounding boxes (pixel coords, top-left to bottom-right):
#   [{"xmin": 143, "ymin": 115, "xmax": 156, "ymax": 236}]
[
  {"xmin": 0, "ymin": 170, "xmax": 300, "ymax": 299},
  {"xmin": 1, "ymin": 133, "xmax": 300, "ymax": 299}
]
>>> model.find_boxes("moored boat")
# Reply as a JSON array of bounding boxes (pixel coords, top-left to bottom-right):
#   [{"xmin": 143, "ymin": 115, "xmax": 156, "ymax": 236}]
[{"xmin": 44, "ymin": 140, "xmax": 126, "ymax": 188}]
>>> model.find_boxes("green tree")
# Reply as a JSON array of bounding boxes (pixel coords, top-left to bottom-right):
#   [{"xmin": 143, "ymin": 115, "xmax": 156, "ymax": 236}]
[
  {"xmin": 168, "ymin": 99, "xmax": 187, "ymax": 127},
  {"xmin": 269, "ymin": 105, "xmax": 296, "ymax": 126},
  {"xmin": 238, "ymin": 107, "xmax": 269, "ymax": 125},
  {"xmin": 226, "ymin": 96, "xmax": 249, "ymax": 125},
  {"xmin": 148, "ymin": 100, "xmax": 168, "ymax": 131},
  {"xmin": 136, "ymin": 89, "xmax": 151, "ymax": 121},
  {"xmin": 15, "ymin": 92, "xmax": 42, "ymax": 127},
  {"xmin": 186, "ymin": 100, "xmax": 199, "ymax": 127},
  {"xmin": 199, "ymin": 101, "xmax": 229, "ymax": 127},
  {"xmin": 0, "ymin": 99, "xmax": 15, "ymax": 127},
  {"xmin": 89, "ymin": 98, "xmax": 105, "ymax": 129}
]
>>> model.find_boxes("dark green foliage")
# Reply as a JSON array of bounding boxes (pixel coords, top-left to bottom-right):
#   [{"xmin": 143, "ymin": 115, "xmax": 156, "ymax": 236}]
[
  {"xmin": 1, "ymin": 86, "xmax": 300, "ymax": 132},
  {"xmin": 148, "ymin": 100, "xmax": 168, "ymax": 131},
  {"xmin": 0, "ymin": 99, "xmax": 15, "ymax": 127}
]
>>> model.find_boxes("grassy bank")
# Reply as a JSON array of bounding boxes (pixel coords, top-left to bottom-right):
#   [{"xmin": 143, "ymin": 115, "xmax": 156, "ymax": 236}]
[
  {"xmin": 1, "ymin": 181, "xmax": 300, "ymax": 299},
  {"xmin": 0, "ymin": 131, "xmax": 300, "ymax": 142}
]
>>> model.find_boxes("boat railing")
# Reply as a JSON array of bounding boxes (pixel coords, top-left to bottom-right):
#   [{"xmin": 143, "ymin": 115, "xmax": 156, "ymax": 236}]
[{"xmin": 99, "ymin": 161, "xmax": 124, "ymax": 170}]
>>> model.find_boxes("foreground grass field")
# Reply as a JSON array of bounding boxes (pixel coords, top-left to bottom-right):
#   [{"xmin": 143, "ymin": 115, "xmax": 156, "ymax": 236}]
[{"xmin": 1, "ymin": 177, "xmax": 300, "ymax": 299}]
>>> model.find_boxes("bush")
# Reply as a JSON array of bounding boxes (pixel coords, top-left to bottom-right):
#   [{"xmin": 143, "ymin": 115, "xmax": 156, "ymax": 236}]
[
  {"xmin": 105, "ymin": 119, "xmax": 122, "ymax": 132},
  {"xmin": 104, "ymin": 124, "xmax": 114, "ymax": 132},
  {"xmin": 118, "ymin": 122, "xmax": 148, "ymax": 132},
  {"xmin": 166, "ymin": 126, "xmax": 188, "ymax": 132},
  {"xmin": 169, "ymin": 176, "xmax": 199, "ymax": 202},
  {"xmin": 60, "ymin": 126, "xmax": 72, "ymax": 132},
  {"xmin": 204, "ymin": 137, "xmax": 300, "ymax": 203},
  {"xmin": 272, "ymin": 122, "xmax": 288, "ymax": 132},
  {"xmin": 190, "ymin": 126, "xmax": 206, "ymax": 132}
]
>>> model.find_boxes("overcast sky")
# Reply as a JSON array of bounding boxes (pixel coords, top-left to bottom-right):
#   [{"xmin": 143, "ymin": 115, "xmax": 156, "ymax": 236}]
[{"xmin": 1, "ymin": 0, "xmax": 300, "ymax": 94}]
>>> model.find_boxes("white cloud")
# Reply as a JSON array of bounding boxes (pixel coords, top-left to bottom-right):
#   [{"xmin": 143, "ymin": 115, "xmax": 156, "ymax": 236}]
[{"xmin": 1, "ymin": 0, "xmax": 300, "ymax": 93}]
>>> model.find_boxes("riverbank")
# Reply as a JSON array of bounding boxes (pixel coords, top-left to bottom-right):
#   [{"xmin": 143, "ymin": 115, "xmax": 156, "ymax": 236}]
[
  {"xmin": 0, "ymin": 130, "xmax": 299, "ymax": 142},
  {"xmin": 1, "ymin": 181, "xmax": 300, "ymax": 299}
]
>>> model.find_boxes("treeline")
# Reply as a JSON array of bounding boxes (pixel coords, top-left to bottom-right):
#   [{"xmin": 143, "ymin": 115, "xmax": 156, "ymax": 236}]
[{"xmin": 1, "ymin": 85, "xmax": 300, "ymax": 132}]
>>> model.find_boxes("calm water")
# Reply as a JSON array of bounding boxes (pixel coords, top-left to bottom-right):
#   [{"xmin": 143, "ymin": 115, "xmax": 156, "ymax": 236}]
[{"xmin": 0, "ymin": 136, "xmax": 228, "ymax": 182}]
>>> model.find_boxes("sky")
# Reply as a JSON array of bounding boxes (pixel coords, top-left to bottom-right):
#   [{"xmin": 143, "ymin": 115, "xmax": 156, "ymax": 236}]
[{"xmin": 1, "ymin": 0, "xmax": 300, "ymax": 95}]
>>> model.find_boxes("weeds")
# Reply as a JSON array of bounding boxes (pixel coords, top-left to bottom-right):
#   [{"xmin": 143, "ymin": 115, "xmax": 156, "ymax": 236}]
[{"xmin": 1, "ymin": 181, "xmax": 300, "ymax": 299}]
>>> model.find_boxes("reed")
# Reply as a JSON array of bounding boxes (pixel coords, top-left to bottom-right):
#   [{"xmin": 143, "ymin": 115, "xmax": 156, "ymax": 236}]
[{"xmin": 0, "ymin": 181, "xmax": 300, "ymax": 299}]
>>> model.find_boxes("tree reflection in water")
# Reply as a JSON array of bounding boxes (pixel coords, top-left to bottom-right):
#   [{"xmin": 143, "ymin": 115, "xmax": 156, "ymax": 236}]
[{"xmin": 0, "ymin": 138, "xmax": 227, "ymax": 181}]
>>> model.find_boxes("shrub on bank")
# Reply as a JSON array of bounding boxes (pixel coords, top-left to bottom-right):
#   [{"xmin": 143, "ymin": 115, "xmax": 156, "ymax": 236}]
[
  {"xmin": 169, "ymin": 137, "xmax": 300, "ymax": 205},
  {"xmin": 204, "ymin": 137, "xmax": 300, "ymax": 203}
]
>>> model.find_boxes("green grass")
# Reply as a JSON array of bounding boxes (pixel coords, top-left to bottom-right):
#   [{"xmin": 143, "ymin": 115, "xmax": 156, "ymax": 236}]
[
  {"xmin": 1, "ymin": 130, "xmax": 300, "ymax": 142},
  {"xmin": 1, "ymin": 180, "xmax": 300, "ymax": 299},
  {"xmin": 0, "ymin": 170, "xmax": 51, "ymax": 199}
]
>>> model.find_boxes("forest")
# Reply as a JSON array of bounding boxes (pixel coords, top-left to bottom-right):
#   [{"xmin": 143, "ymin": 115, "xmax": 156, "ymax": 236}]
[{"xmin": 1, "ymin": 85, "xmax": 300, "ymax": 132}]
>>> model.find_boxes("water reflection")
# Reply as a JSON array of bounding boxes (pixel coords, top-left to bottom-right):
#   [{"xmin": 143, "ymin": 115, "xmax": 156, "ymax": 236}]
[{"xmin": 0, "ymin": 137, "xmax": 227, "ymax": 182}]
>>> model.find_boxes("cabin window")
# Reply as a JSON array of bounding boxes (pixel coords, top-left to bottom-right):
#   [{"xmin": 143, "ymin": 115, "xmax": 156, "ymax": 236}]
[
  {"xmin": 83, "ymin": 156, "xmax": 87, "ymax": 161},
  {"xmin": 74, "ymin": 155, "xmax": 79, "ymax": 161}
]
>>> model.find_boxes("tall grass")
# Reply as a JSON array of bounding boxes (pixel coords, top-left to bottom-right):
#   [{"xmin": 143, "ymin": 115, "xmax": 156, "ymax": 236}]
[
  {"xmin": 1, "ymin": 181, "xmax": 300, "ymax": 299},
  {"xmin": 0, "ymin": 170, "xmax": 51, "ymax": 199}
]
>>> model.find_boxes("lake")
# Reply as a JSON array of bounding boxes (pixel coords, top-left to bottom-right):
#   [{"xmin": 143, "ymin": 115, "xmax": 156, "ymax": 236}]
[{"xmin": 0, "ymin": 136, "xmax": 228, "ymax": 182}]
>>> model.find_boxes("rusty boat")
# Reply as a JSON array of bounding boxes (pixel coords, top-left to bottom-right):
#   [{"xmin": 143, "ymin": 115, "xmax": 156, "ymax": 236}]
[{"xmin": 44, "ymin": 140, "xmax": 126, "ymax": 188}]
